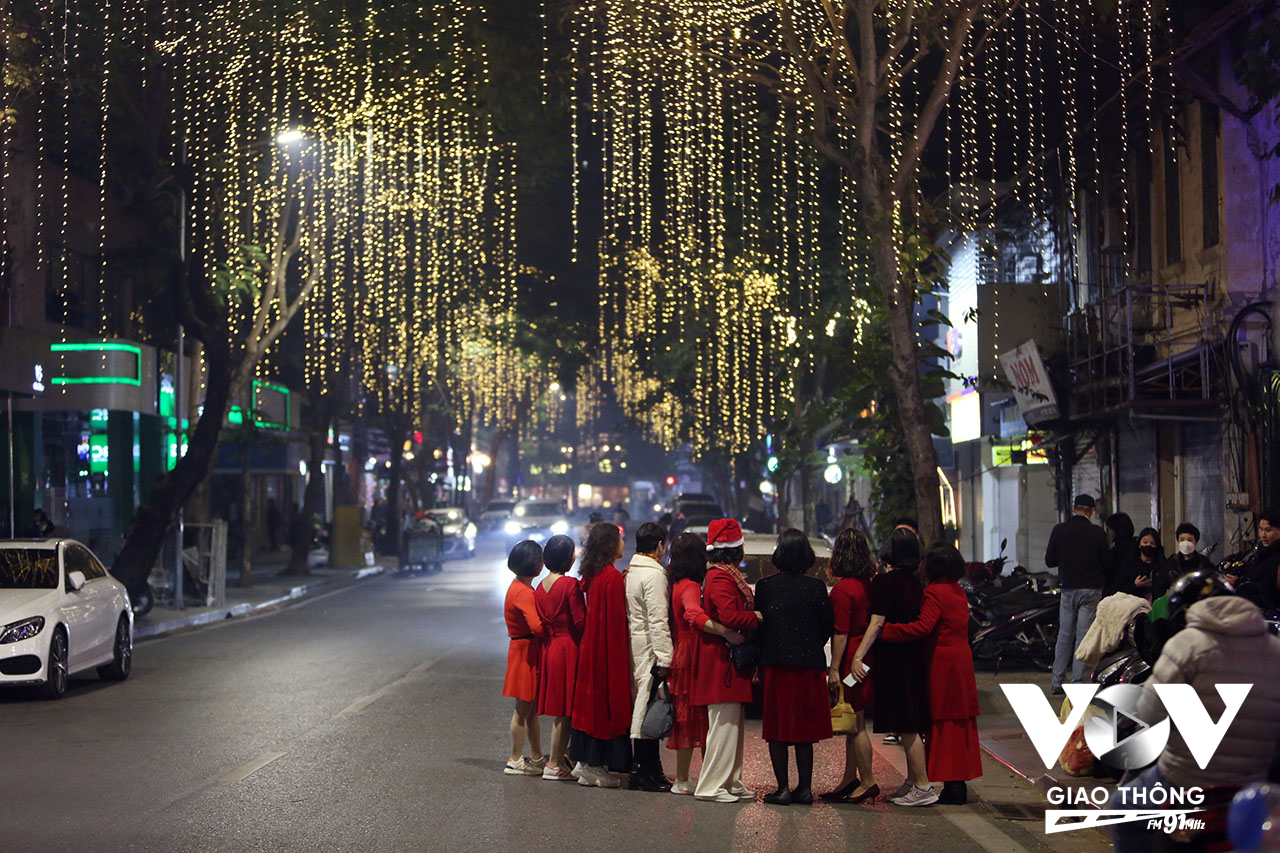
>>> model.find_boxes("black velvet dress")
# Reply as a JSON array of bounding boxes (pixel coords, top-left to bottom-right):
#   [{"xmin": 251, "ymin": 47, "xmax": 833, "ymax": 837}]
[{"xmin": 868, "ymin": 568, "xmax": 929, "ymax": 735}]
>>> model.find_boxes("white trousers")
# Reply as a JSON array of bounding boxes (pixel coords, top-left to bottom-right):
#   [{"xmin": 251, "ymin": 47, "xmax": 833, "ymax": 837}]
[
  {"xmin": 695, "ymin": 702, "xmax": 745, "ymax": 799},
  {"xmin": 630, "ymin": 657, "xmax": 655, "ymax": 739}
]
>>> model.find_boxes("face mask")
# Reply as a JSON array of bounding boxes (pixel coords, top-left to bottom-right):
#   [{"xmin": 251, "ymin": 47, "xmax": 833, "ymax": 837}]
[
  {"xmin": 1177, "ymin": 541, "xmax": 1196, "ymax": 556},
  {"xmin": 1140, "ymin": 545, "xmax": 1161, "ymax": 559}
]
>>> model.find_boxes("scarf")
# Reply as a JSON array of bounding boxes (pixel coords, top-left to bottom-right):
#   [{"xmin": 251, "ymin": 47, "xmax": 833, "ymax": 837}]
[{"xmin": 709, "ymin": 561, "xmax": 754, "ymax": 609}]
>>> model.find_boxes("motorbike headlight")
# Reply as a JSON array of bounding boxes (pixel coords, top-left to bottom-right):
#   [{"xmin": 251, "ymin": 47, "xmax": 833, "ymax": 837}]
[
  {"xmin": 464, "ymin": 523, "xmax": 477, "ymax": 539},
  {"xmin": 505, "ymin": 521, "xmax": 522, "ymax": 536},
  {"xmin": 550, "ymin": 520, "xmax": 570, "ymax": 536},
  {"xmin": 0, "ymin": 615, "xmax": 45, "ymax": 644}
]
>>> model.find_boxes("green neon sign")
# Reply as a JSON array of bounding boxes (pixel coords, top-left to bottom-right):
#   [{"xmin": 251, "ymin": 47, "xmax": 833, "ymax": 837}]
[{"xmin": 50, "ymin": 342, "xmax": 143, "ymax": 387}]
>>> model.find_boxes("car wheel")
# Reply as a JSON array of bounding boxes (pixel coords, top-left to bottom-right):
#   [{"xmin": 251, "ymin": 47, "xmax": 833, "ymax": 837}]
[
  {"xmin": 39, "ymin": 628, "xmax": 69, "ymax": 700},
  {"xmin": 130, "ymin": 583, "xmax": 154, "ymax": 618},
  {"xmin": 97, "ymin": 616, "xmax": 132, "ymax": 681}
]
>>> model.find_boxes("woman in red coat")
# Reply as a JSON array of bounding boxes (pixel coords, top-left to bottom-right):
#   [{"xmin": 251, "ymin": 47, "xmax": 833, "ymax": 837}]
[
  {"xmin": 535, "ymin": 534, "xmax": 585, "ymax": 781},
  {"xmin": 880, "ymin": 543, "xmax": 982, "ymax": 805},
  {"xmin": 825, "ymin": 528, "xmax": 880, "ymax": 803},
  {"xmin": 569, "ymin": 522, "xmax": 632, "ymax": 788},
  {"xmin": 690, "ymin": 519, "xmax": 761, "ymax": 803}
]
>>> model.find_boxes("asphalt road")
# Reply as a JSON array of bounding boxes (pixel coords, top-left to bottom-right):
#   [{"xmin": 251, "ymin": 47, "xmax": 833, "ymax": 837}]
[{"xmin": 0, "ymin": 540, "xmax": 1107, "ymax": 852}]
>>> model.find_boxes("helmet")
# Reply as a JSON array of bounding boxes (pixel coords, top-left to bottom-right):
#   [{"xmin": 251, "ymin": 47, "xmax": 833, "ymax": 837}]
[{"xmin": 1166, "ymin": 570, "xmax": 1234, "ymax": 616}]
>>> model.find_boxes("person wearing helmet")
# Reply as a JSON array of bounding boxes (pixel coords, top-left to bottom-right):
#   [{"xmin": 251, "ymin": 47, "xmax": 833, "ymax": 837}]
[
  {"xmin": 1135, "ymin": 570, "xmax": 1233, "ymax": 664},
  {"xmin": 1111, "ymin": 570, "xmax": 1280, "ymax": 852}
]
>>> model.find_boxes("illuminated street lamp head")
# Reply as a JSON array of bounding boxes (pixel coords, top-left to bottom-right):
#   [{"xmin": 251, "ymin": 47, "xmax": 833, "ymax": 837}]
[{"xmin": 275, "ymin": 128, "xmax": 305, "ymax": 146}]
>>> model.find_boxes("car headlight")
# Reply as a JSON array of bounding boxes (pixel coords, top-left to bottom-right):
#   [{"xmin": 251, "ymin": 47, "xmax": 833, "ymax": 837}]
[
  {"xmin": 0, "ymin": 616, "xmax": 45, "ymax": 644},
  {"xmin": 442, "ymin": 525, "xmax": 460, "ymax": 535},
  {"xmin": 464, "ymin": 523, "xmax": 477, "ymax": 538},
  {"xmin": 550, "ymin": 520, "xmax": 570, "ymax": 536},
  {"xmin": 505, "ymin": 521, "xmax": 523, "ymax": 536}
]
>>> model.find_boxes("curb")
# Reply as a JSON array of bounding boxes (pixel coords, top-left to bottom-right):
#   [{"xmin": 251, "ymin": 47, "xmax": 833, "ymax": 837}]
[{"xmin": 135, "ymin": 565, "xmax": 389, "ymax": 640}]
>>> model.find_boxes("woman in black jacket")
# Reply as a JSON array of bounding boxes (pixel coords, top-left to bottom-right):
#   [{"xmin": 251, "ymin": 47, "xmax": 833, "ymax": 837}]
[
  {"xmin": 1113, "ymin": 527, "xmax": 1162, "ymax": 598},
  {"xmin": 1104, "ymin": 513, "xmax": 1138, "ymax": 594},
  {"xmin": 754, "ymin": 528, "xmax": 834, "ymax": 805}
]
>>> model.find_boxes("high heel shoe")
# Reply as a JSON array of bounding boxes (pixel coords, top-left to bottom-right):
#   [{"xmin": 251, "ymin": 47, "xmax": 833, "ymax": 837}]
[
  {"xmin": 847, "ymin": 784, "xmax": 881, "ymax": 805},
  {"xmin": 790, "ymin": 788, "xmax": 814, "ymax": 805},
  {"xmin": 822, "ymin": 778, "xmax": 860, "ymax": 801},
  {"xmin": 763, "ymin": 789, "xmax": 792, "ymax": 805}
]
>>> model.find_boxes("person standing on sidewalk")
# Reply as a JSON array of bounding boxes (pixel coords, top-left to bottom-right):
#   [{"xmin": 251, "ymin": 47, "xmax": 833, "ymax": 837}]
[
  {"xmin": 625, "ymin": 522, "xmax": 674, "ymax": 792},
  {"xmin": 569, "ymin": 523, "xmax": 632, "ymax": 788},
  {"xmin": 535, "ymin": 534, "xmax": 585, "ymax": 781},
  {"xmin": 502, "ymin": 540, "xmax": 549, "ymax": 777},
  {"xmin": 1045, "ymin": 494, "xmax": 1111, "ymax": 694},
  {"xmin": 691, "ymin": 518, "xmax": 760, "ymax": 803}
]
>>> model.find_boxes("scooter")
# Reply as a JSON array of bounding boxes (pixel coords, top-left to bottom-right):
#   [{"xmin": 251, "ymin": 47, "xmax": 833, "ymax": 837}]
[{"xmin": 969, "ymin": 587, "xmax": 1061, "ymax": 673}]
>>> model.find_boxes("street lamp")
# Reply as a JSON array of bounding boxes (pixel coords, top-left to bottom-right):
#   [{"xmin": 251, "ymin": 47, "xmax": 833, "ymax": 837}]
[{"xmin": 275, "ymin": 127, "xmax": 305, "ymax": 145}]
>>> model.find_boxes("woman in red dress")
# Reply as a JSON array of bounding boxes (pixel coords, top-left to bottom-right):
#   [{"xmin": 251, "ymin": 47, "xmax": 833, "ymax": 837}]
[
  {"xmin": 666, "ymin": 532, "xmax": 744, "ymax": 795},
  {"xmin": 502, "ymin": 540, "xmax": 549, "ymax": 776},
  {"xmin": 880, "ymin": 543, "xmax": 982, "ymax": 805},
  {"xmin": 691, "ymin": 519, "xmax": 761, "ymax": 803},
  {"xmin": 755, "ymin": 529, "xmax": 834, "ymax": 806},
  {"xmin": 568, "ymin": 522, "xmax": 632, "ymax": 788},
  {"xmin": 825, "ymin": 528, "xmax": 880, "ymax": 803},
  {"xmin": 535, "ymin": 534, "xmax": 585, "ymax": 781}
]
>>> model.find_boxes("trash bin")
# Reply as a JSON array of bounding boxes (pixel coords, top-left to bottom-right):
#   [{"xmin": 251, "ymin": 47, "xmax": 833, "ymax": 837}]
[{"xmin": 401, "ymin": 528, "xmax": 443, "ymax": 574}]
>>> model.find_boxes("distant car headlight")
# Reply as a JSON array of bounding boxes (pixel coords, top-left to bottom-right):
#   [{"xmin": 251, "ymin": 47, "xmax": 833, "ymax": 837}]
[
  {"xmin": 442, "ymin": 525, "xmax": 460, "ymax": 535},
  {"xmin": 505, "ymin": 521, "xmax": 523, "ymax": 536},
  {"xmin": 550, "ymin": 520, "xmax": 570, "ymax": 536},
  {"xmin": 0, "ymin": 616, "xmax": 45, "ymax": 644},
  {"xmin": 464, "ymin": 523, "xmax": 477, "ymax": 539}
]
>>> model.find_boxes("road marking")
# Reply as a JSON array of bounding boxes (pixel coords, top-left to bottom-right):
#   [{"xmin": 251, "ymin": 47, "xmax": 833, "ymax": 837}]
[
  {"xmin": 338, "ymin": 693, "xmax": 383, "ymax": 716},
  {"xmin": 219, "ymin": 750, "xmax": 286, "ymax": 783},
  {"xmin": 335, "ymin": 650, "xmax": 455, "ymax": 719},
  {"xmin": 870, "ymin": 736, "xmax": 1029, "ymax": 852}
]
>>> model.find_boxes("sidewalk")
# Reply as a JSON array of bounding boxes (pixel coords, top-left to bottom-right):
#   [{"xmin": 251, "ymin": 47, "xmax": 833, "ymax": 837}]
[
  {"xmin": 135, "ymin": 554, "xmax": 397, "ymax": 639},
  {"xmin": 977, "ymin": 671, "xmax": 1118, "ymax": 804}
]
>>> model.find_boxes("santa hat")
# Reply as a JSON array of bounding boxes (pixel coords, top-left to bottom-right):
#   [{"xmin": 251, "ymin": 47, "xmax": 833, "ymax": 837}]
[{"xmin": 706, "ymin": 518, "xmax": 745, "ymax": 551}]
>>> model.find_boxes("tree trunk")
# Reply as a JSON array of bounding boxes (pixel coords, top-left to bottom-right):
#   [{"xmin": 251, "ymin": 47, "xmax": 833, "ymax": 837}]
[
  {"xmin": 284, "ymin": 426, "xmax": 328, "ymax": 576},
  {"xmin": 237, "ymin": 437, "xmax": 254, "ymax": 588},
  {"xmin": 798, "ymin": 432, "xmax": 817, "ymax": 536},
  {"xmin": 479, "ymin": 427, "xmax": 508, "ymax": 508},
  {"xmin": 868, "ymin": 221, "xmax": 945, "ymax": 544},
  {"xmin": 383, "ymin": 423, "xmax": 406, "ymax": 554},
  {"xmin": 111, "ymin": 342, "xmax": 246, "ymax": 592}
]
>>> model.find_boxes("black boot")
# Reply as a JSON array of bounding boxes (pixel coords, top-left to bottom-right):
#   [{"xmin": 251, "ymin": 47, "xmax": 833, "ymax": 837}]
[{"xmin": 938, "ymin": 781, "xmax": 968, "ymax": 805}]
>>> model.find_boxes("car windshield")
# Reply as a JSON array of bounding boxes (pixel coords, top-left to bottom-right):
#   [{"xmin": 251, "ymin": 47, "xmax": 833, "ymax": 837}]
[
  {"xmin": 486, "ymin": 502, "xmax": 515, "ymax": 513},
  {"xmin": 0, "ymin": 549, "xmax": 59, "ymax": 589},
  {"xmin": 684, "ymin": 516, "xmax": 716, "ymax": 527},
  {"xmin": 517, "ymin": 502, "xmax": 561, "ymax": 517},
  {"xmin": 742, "ymin": 552, "xmax": 832, "ymax": 586}
]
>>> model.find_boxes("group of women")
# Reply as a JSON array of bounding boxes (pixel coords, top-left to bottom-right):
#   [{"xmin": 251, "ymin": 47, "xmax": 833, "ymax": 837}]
[{"xmin": 500, "ymin": 516, "xmax": 982, "ymax": 807}]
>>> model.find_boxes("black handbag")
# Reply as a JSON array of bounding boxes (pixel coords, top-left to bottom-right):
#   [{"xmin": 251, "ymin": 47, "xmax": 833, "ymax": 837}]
[
  {"xmin": 641, "ymin": 678, "xmax": 674, "ymax": 738},
  {"xmin": 727, "ymin": 640, "xmax": 760, "ymax": 675}
]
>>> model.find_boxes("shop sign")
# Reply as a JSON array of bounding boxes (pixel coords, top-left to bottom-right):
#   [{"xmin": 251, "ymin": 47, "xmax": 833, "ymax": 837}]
[{"xmin": 999, "ymin": 341, "xmax": 1060, "ymax": 424}]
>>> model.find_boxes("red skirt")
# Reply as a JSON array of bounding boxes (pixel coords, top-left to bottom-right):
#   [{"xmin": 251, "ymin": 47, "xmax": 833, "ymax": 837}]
[
  {"xmin": 926, "ymin": 718, "xmax": 982, "ymax": 782},
  {"xmin": 537, "ymin": 634, "xmax": 577, "ymax": 717},
  {"xmin": 666, "ymin": 641, "xmax": 707, "ymax": 750},
  {"xmin": 503, "ymin": 637, "xmax": 540, "ymax": 703},
  {"xmin": 839, "ymin": 638, "xmax": 873, "ymax": 712},
  {"xmin": 761, "ymin": 666, "xmax": 833, "ymax": 744}
]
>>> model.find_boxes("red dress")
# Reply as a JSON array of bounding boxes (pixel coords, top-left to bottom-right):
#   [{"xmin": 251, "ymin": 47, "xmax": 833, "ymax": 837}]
[
  {"xmin": 502, "ymin": 580, "xmax": 546, "ymax": 703},
  {"xmin": 570, "ymin": 565, "xmax": 632, "ymax": 740},
  {"xmin": 690, "ymin": 565, "xmax": 759, "ymax": 707},
  {"xmin": 668, "ymin": 578, "xmax": 710, "ymax": 750},
  {"xmin": 536, "ymin": 575, "xmax": 585, "ymax": 717},
  {"xmin": 830, "ymin": 576, "xmax": 873, "ymax": 712},
  {"xmin": 881, "ymin": 579, "xmax": 982, "ymax": 782}
]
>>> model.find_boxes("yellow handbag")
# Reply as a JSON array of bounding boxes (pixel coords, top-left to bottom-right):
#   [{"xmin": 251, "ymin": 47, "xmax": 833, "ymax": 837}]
[{"xmin": 831, "ymin": 684, "xmax": 857, "ymax": 735}]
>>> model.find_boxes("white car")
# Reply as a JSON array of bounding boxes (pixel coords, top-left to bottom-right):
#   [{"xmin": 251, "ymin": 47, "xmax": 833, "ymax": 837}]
[
  {"xmin": 740, "ymin": 532, "xmax": 833, "ymax": 586},
  {"xmin": 0, "ymin": 539, "xmax": 133, "ymax": 699},
  {"xmin": 504, "ymin": 500, "xmax": 572, "ymax": 550}
]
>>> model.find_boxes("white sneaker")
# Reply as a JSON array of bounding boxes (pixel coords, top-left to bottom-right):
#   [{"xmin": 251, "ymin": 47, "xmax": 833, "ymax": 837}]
[
  {"xmin": 503, "ymin": 758, "xmax": 530, "ymax": 776},
  {"xmin": 891, "ymin": 784, "xmax": 939, "ymax": 807},
  {"xmin": 543, "ymin": 764, "xmax": 574, "ymax": 781},
  {"xmin": 696, "ymin": 790, "xmax": 741, "ymax": 803},
  {"xmin": 523, "ymin": 756, "xmax": 547, "ymax": 776},
  {"xmin": 570, "ymin": 761, "xmax": 586, "ymax": 779},
  {"xmin": 670, "ymin": 780, "xmax": 695, "ymax": 795},
  {"xmin": 576, "ymin": 764, "xmax": 621, "ymax": 788},
  {"xmin": 883, "ymin": 733, "xmax": 901, "ymax": 745}
]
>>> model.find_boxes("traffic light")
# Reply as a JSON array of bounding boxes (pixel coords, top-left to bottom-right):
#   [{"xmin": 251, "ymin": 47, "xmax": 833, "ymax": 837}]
[{"xmin": 665, "ymin": 475, "xmax": 676, "ymax": 487}]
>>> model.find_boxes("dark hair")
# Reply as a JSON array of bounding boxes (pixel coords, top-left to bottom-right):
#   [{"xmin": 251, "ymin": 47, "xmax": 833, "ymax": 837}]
[
  {"xmin": 543, "ymin": 535, "xmax": 576, "ymax": 573},
  {"xmin": 772, "ymin": 528, "xmax": 816, "ymax": 575},
  {"xmin": 1105, "ymin": 512, "xmax": 1135, "ymax": 541},
  {"xmin": 708, "ymin": 545, "xmax": 744, "ymax": 569},
  {"xmin": 830, "ymin": 528, "xmax": 876, "ymax": 580},
  {"xmin": 1137, "ymin": 527, "xmax": 1162, "ymax": 556},
  {"xmin": 882, "ymin": 527, "xmax": 921, "ymax": 570},
  {"xmin": 891, "ymin": 517, "xmax": 919, "ymax": 534},
  {"xmin": 667, "ymin": 533, "xmax": 707, "ymax": 585},
  {"xmin": 635, "ymin": 522, "xmax": 667, "ymax": 555},
  {"xmin": 507, "ymin": 540, "xmax": 543, "ymax": 578},
  {"xmin": 1175, "ymin": 522, "xmax": 1200, "ymax": 542},
  {"xmin": 923, "ymin": 543, "xmax": 965, "ymax": 582},
  {"xmin": 1258, "ymin": 508, "xmax": 1280, "ymax": 528},
  {"xmin": 579, "ymin": 522, "xmax": 621, "ymax": 582}
]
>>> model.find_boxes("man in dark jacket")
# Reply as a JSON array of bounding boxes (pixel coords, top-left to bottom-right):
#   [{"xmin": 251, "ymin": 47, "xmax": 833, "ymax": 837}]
[
  {"xmin": 1045, "ymin": 494, "xmax": 1112, "ymax": 694},
  {"xmin": 1154, "ymin": 521, "xmax": 1214, "ymax": 599},
  {"xmin": 1229, "ymin": 508, "xmax": 1280, "ymax": 610}
]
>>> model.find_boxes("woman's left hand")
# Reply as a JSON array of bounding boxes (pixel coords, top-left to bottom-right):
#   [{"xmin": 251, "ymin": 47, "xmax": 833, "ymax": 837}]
[{"xmin": 849, "ymin": 659, "xmax": 869, "ymax": 682}]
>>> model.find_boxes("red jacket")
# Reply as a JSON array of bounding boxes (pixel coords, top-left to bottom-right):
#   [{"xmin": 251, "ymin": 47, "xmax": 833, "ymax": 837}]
[
  {"xmin": 571, "ymin": 565, "xmax": 633, "ymax": 739},
  {"xmin": 880, "ymin": 579, "xmax": 979, "ymax": 720},
  {"xmin": 690, "ymin": 567, "xmax": 759, "ymax": 706}
]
